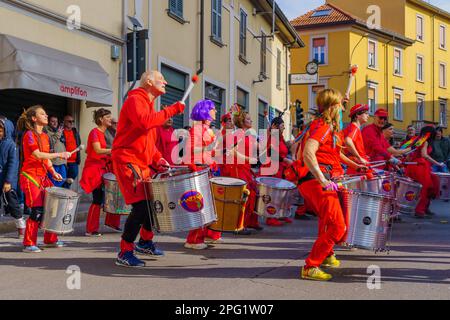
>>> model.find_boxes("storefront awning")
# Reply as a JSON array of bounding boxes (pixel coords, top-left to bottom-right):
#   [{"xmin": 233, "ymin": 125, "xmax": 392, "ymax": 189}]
[{"xmin": 0, "ymin": 34, "xmax": 113, "ymax": 106}]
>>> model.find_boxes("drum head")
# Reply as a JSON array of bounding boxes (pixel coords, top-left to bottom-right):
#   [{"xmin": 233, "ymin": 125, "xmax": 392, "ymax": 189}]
[
  {"xmin": 210, "ymin": 177, "xmax": 246, "ymax": 186},
  {"xmin": 256, "ymin": 177, "xmax": 296, "ymax": 189},
  {"xmin": 46, "ymin": 187, "xmax": 78, "ymax": 198},
  {"xmin": 103, "ymin": 173, "xmax": 117, "ymax": 181}
]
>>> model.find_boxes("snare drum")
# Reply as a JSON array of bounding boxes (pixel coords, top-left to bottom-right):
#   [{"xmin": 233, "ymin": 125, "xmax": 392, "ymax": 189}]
[
  {"xmin": 103, "ymin": 173, "xmax": 132, "ymax": 215},
  {"xmin": 208, "ymin": 177, "xmax": 249, "ymax": 232},
  {"xmin": 395, "ymin": 176, "xmax": 422, "ymax": 213},
  {"xmin": 336, "ymin": 174, "xmax": 396, "ymax": 198},
  {"xmin": 145, "ymin": 166, "xmax": 217, "ymax": 233},
  {"xmin": 255, "ymin": 177, "xmax": 296, "ymax": 218},
  {"xmin": 433, "ymin": 172, "xmax": 450, "ymax": 200},
  {"xmin": 42, "ymin": 187, "xmax": 80, "ymax": 235}
]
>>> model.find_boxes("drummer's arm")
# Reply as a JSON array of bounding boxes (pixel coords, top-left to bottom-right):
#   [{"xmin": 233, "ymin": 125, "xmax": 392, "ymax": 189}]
[
  {"xmin": 92, "ymin": 142, "xmax": 111, "ymax": 155},
  {"xmin": 345, "ymin": 137, "xmax": 363, "ymax": 162},
  {"xmin": 420, "ymin": 142, "xmax": 441, "ymax": 166},
  {"xmin": 387, "ymin": 146, "xmax": 411, "ymax": 157},
  {"xmin": 303, "ymin": 139, "xmax": 329, "ymax": 188},
  {"xmin": 340, "ymin": 152, "xmax": 362, "ymax": 170}
]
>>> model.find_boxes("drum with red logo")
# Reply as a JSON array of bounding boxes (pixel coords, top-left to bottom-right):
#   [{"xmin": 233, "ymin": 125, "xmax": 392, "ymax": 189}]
[
  {"xmin": 433, "ymin": 172, "xmax": 450, "ymax": 200},
  {"xmin": 208, "ymin": 177, "xmax": 249, "ymax": 232},
  {"xmin": 394, "ymin": 176, "xmax": 422, "ymax": 213},
  {"xmin": 255, "ymin": 177, "xmax": 296, "ymax": 218},
  {"xmin": 337, "ymin": 173, "xmax": 396, "ymax": 198}
]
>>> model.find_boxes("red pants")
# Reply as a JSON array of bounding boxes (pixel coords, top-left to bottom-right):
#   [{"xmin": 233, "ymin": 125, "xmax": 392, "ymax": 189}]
[
  {"xmin": 186, "ymin": 228, "xmax": 221, "ymax": 244},
  {"xmin": 406, "ymin": 163, "xmax": 439, "ymax": 215},
  {"xmin": 86, "ymin": 204, "xmax": 121, "ymax": 233},
  {"xmin": 295, "ymin": 186, "xmax": 315, "ymax": 216},
  {"xmin": 23, "ymin": 219, "xmax": 58, "ymax": 247},
  {"xmin": 299, "ymin": 179, "xmax": 346, "ymax": 269}
]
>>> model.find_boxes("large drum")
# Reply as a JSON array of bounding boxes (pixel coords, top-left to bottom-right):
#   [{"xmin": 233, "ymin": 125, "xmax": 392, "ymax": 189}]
[
  {"xmin": 394, "ymin": 176, "xmax": 422, "ymax": 213},
  {"xmin": 341, "ymin": 173, "xmax": 396, "ymax": 198},
  {"xmin": 42, "ymin": 187, "xmax": 80, "ymax": 235},
  {"xmin": 208, "ymin": 177, "xmax": 249, "ymax": 232},
  {"xmin": 255, "ymin": 177, "xmax": 296, "ymax": 219},
  {"xmin": 339, "ymin": 190, "xmax": 395, "ymax": 251},
  {"xmin": 103, "ymin": 173, "xmax": 132, "ymax": 215},
  {"xmin": 433, "ymin": 172, "xmax": 450, "ymax": 200},
  {"xmin": 145, "ymin": 166, "xmax": 217, "ymax": 233}
]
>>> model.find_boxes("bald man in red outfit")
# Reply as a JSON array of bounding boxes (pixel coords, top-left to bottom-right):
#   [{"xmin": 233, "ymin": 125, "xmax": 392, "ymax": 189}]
[{"xmin": 113, "ymin": 71, "xmax": 185, "ymax": 267}]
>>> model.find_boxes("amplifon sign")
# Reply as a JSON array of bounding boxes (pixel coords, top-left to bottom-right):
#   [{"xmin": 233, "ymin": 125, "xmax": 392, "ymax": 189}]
[{"xmin": 59, "ymin": 85, "xmax": 88, "ymax": 98}]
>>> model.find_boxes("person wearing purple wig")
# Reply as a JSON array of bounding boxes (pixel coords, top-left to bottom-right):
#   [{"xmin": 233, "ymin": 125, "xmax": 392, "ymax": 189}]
[{"xmin": 184, "ymin": 100, "xmax": 223, "ymax": 250}]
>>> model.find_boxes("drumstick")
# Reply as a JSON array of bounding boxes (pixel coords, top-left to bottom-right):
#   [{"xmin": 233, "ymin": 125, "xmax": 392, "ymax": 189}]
[
  {"xmin": 345, "ymin": 65, "xmax": 358, "ymax": 104},
  {"xmin": 69, "ymin": 144, "xmax": 85, "ymax": 156},
  {"xmin": 181, "ymin": 75, "xmax": 199, "ymax": 104}
]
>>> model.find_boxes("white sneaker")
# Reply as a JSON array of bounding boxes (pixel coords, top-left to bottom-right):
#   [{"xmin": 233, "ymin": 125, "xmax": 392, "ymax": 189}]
[
  {"xmin": 184, "ymin": 243, "xmax": 208, "ymax": 250},
  {"xmin": 204, "ymin": 237, "xmax": 224, "ymax": 244}
]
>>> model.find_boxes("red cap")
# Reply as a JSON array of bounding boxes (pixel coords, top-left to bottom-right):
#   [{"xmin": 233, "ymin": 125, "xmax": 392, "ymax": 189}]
[
  {"xmin": 374, "ymin": 109, "xmax": 388, "ymax": 117},
  {"xmin": 221, "ymin": 113, "xmax": 232, "ymax": 124},
  {"xmin": 349, "ymin": 104, "xmax": 369, "ymax": 118}
]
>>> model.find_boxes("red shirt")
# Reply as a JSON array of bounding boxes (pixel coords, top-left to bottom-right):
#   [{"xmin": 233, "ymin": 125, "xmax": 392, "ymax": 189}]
[
  {"xmin": 188, "ymin": 123, "xmax": 215, "ymax": 165},
  {"xmin": 362, "ymin": 124, "xmax": 391, "ymax": 161},
  {"xmin": 86, "ymin": 128, "xmax": 109, "ymax": 163},
  {"xmin": 21, "ymin": 130, "xmax": 51, "ymax": 176},
  {"xmin": 64, "ymin": 129, "xmax": 78, "ymax": 163},
  {"xmin": 261, "ymin": 131, "xmax": 289, "ymax": 178},
  {"xmin": 343, "ymin": 122, "xmax": 368, "ymax": 161},
  {"xmin": 307, "ymin": 119, "xmax": 344, "ymax": 177},
  {"xmin": 156, "ymin": 126, "xmax": 178, "ymax": 165}
]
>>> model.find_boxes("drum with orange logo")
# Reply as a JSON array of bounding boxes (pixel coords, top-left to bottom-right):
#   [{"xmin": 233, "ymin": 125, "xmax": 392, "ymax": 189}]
[{"xmin": 208, "ymin": 177, "xmax": 250, "ymax": 232}]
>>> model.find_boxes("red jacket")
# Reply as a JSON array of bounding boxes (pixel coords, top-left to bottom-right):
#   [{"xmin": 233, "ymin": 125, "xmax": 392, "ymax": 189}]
[
  {"xmin": 362, "ymin": 124, "xmax": 391, "ymax": 161},
  {"xmin": 112, "ymin": 88, "xmax": 183, "ymax": 167}
]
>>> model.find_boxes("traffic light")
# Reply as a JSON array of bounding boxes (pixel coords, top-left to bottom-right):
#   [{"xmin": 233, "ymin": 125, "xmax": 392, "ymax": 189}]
[{"xmin": 295, "ymin": 100, "xmax": 304, "ymax": 128}]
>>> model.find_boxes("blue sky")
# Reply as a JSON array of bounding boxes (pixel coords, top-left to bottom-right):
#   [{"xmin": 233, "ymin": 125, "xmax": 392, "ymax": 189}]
[{"xmin": 277, "ymin": 0, "xmax": 450, "ymax": 20}]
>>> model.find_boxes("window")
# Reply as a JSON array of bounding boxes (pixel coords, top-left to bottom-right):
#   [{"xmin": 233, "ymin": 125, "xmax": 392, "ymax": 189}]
[
  {"xmin": 440, "ymin": 99, "xmax": 448, "ymax": 127},
  {"xmin": 168, "ymin": 0, "xmax": 183, "ymax": 18},
  {"xmin": 311, "ymin": 9, "xmax": 332, "ymax": 17},
  {"xmin": 416, "ymin": 15, "xmax": 424, "ymax": 41},
  {"xmin": 417, "ymin": 96, "xmax": 425, "ymax": 121},
  {"xmin": 394, "ymin": 48, "xmax": 402, "ymax": 75},
  {"xmin": 239, "ymin": 9, "xmax": 247, "ymax": 60},
  {"xmin": 417, "ymin": 55, "xmax": 424, "ymax": 82},
  {"xmin": 276, "ymin": 49, "xmax": 282, "ymax": 89},
  {"xmin": 313, "ymin": 37, "xmax": 327, "ymax": 65},
  {"xmin": 311, "ymin": 84, "xmax": 325, "ymax": 111},
  {"xmin": 258, "ymin": 100, "xmax": 269, "ymax": 130},
  {"xmin": 368, "ymin": 86, "xmax": 376, "ymax": 115},
  {"xmin": 211, "ymin": 0, "xmax": 222, "ymax": 41},
  {"xmin": 394, "ymin": 91, "xmax": 403, "ymax": 121},
  {"xmin": 440, "ymin": 25, "xmax": 446, "ymax": 49},
  {"xmin": 440, "ymin": 62, "xmax": 447, "ymax": 88},
  {"xmin": 161, "ymin": 64, "xmax": 187, "ymax": 129},
  {"xmin": 236, "ymin": 87, "xmax": 249, "ymax": 111},
  {"xmin": 205, "ymin": 82, "xmax": 225, "ymax": 128},
  {"xmin": 368, "ymin": 40, "xmax": 377, "ymax": 68},
  {"xmin": 260, "ymin": 32, "xmax": 267, "ymax": 76}
]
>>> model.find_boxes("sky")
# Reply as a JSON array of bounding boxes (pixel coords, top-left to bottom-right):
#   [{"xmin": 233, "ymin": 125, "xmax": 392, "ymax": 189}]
[{"xmin": 276, "ymin": 0, "xmax": 450, "ymax": 21}]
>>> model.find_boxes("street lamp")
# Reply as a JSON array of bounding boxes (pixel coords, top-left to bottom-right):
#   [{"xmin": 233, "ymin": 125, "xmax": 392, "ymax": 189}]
[{"xmin": 349, "ymin": 33, "xmax": 369, "ymax": 103}]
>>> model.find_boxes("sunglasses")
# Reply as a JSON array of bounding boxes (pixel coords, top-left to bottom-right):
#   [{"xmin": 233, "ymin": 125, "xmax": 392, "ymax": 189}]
[{"xmin": 379, "ymin": 117, "xmax": 388, "ymax": 121}]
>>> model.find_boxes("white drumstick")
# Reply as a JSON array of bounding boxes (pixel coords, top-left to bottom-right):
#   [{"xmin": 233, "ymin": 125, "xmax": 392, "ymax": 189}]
[
  {"xmin": 69, "ymin": 144, "xmax": 85, "ymax": 156},
  {"xmin": 181, "ymin": 75, "xmax": 199, "ymax": 104}
]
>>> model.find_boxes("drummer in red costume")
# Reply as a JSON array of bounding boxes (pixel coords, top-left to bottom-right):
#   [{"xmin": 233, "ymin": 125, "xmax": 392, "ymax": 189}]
[
  {"xmin": 405, "ymin": 126, "xmax": 442, "ymax": 219},
  {"xmin": 343, "ymin": 104, "xmax": 370, "ymax": 174},
  {"xmin": 112, "ymin": 70, "xmax": 185, "ymax": 267},
  {"xmin": 298, "ymin": 89, "xmax": 365, "ymax": 281},
  {"xmin": 184, "ymin": 100, "xmax": 222, "ymax": 250},
  {"xmin": 17, "ymin": 106, "xmax": 71, "ymax": 253},
  {"xmin": 362, "ymin": 109, "xmax": 410, "ymax": 165},
  {"xmin": 217, "ymin": 113, "xmax": 235, "ymax": 178},
  {"xmin": 80, "ymin": 108, "xmax": 121, "ymax": 237},
  {"xmin": 156, "ymin": 115, "xmax": 179, "ymax": 166}
]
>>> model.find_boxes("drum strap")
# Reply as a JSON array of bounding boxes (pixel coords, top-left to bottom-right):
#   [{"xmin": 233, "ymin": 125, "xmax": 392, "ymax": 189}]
[
  {"xmin": 21, "ymin": 172, "xmax": 41, "ymax": 189},
  {"xmin": 127, "ymin": 164, "xmax": 141, "ymax": 193},
  {"xmin": 298, "ymin": 164, "xmax": 332, "ymax": 186}
]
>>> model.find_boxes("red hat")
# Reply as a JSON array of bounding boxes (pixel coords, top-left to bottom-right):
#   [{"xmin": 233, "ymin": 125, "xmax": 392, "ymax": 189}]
[
  {"xmin": 349, "ymin": 104, "xmax": 369, "ymax": 118},
  {"xmin": 374, "ymin": 109, "xmax": 388, "ymax": 117},
  {"xmin": 221, "ymin": 113, "xmax": 232, "ymax": 124}
]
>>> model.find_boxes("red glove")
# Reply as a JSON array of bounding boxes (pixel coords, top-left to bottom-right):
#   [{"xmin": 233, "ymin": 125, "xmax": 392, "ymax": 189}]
[
  {"xmin": 171, "ymin": 101, "xmax": 185, "ymax": 114},
  {"xmin": 156, "ymin": 158, "xmax": 170, "ymax": 172}
]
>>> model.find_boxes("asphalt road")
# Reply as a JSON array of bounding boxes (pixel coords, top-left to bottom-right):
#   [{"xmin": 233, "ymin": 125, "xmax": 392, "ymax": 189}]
[{"xmin": 0, "ymin": 201, "xmax": 449, "ymax": 300}]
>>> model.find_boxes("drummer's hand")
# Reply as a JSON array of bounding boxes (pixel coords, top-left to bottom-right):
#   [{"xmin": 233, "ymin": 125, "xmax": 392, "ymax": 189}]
[
  {"xmin": 439, "ymin": 162, "xmax": 446, "ymax": 168},
  {"xmin": 359, "ymin": 158, "xmax": 369, "ymax": 166},
  {"xmin": 156, "ymin": 158, "xmax": 170, "ymax": 172},
  {"xmin": 52, "ymin": 172, "xmax": 63, "ymax": 182},
  {"xmin": 321, "ymin": 179, "xmax": 339, "ymax": 192},
  {"xmin": 58, "ymin": 152, "xmax": 72, "ymax": 160},
  {"xmin": 356, "ymin": 164, "xmax": 369, "ymax": 172}
]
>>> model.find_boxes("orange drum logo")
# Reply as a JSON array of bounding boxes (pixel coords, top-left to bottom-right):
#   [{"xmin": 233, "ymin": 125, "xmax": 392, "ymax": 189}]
[
  {"xmin": 405, "ymin": 191, "xmax": 416, "ymax": 202},
  {"xmin": 382, "ymin": 180, "xmax": 392, "ymax": 192},
  {"xmin": 266, "ymin": 206, "xmax": 277, "ymax": 215},
  {"xmin": 216, "ymin": 187, "xmax": 225, "ymax": 196},
  {"xmin": 180, "ymin": 191, "xmax": 204, "ymax": 213}
]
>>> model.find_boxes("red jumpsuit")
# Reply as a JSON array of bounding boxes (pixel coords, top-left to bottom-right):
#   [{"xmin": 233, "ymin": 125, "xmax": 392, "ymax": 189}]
[
  {"xmin": 362, "ymin": 124, "xmax": 391, "ymax": 162},
  {"xmin": 112, "ymin": 87, "xmax": 183, "ymax": 251},
  {"xmin": 80, "ymin": 128, "xmax": 120, "ymax": 233},
  {"xmin": 20, "ymin": 130, "xmax": 58, "ymax": 247},
  {"xmin": 185, "ymin": 123, "xmax": 222, "ymax": 244},
  {"xmin": 298, "ymin": 119, "xmax": 346, "ymax": 269},
  {"xmin": 405, "ymin": 144, "xmax": 440, "ymax": 216},
  {"xmin": 344, "ymin": 122, "xmax": 369, "ymax": 175}
]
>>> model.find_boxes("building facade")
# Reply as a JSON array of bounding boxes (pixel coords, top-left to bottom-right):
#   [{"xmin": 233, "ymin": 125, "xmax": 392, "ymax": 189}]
[{"xmin": 290, "ymin": 0, "xmax": 449, "ymax": 135}]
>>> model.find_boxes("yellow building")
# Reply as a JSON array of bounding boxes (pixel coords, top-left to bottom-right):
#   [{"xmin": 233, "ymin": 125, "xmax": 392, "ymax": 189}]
[{"xmin": 290, "ymin": 0, "xmax": 449, "ymax": 135}]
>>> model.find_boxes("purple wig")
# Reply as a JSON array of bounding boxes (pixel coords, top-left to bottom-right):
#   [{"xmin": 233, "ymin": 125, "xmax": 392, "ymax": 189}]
[{"xmin": 191, "ymin": 99, "xmax": 216, "ymax": 122}]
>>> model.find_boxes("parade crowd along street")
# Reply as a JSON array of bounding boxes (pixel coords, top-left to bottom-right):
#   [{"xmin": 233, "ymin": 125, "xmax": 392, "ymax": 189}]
[{"xmin": 1, "ymin": 70, "xmax": 449, "ymax": 281}]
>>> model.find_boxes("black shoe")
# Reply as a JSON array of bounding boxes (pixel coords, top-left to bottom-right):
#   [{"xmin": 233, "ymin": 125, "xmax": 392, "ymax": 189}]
[
  {"xmin": 234, "ymin": 228, "xmax": 252, "ymax": 235},
  {"xmin": 305, "ymin": 211, "xmax": 317, "ymax": 217},
  {"xmin": 425, "ymin": 210, "xmax": 435, "ymax": 216},
  {"xmin": 247, "ymin": 225, "xmax": 264, "ymax": 231},
  {"xmin": 295, "ymin": 214, "xmax": 311, "ymax": 221}
]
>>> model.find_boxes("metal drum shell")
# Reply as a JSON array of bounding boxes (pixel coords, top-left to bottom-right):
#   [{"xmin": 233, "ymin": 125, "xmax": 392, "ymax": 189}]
[
  {"xmin": 433, "ymin": 172, "xmax": 450, "ymax": 200},
  {"xmin": 103, "ymin": 173, "xmax": 132, "ymax": 215},
  {"xmin": 395, "ymin": 176, "xmax": 422, "ymax": 213},
  {"xmin": 209, "ymin": 177, "xmax": 247, "ymax": 232},
  {"xmin": 338, "ymin": 174, "xmax": 396, "ymax": 198},
  {"xmin": 42, "ymin": 187, "xmax": 80, "ymax": 235},
  {"xmin": 255, "ymin": 177, "xmax": 297, "ymax": 219},
  {"xmin": 145, "ymin": 168, "xmax": 217, "ymax": 233},
  {"xmin": 342, "ymin": 191, "xmax": 395, "ymax": 251}
]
